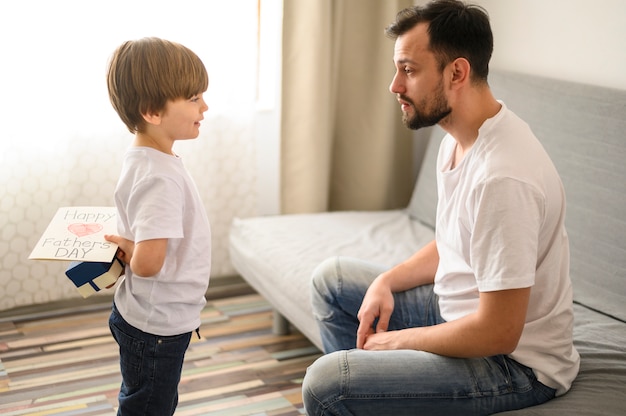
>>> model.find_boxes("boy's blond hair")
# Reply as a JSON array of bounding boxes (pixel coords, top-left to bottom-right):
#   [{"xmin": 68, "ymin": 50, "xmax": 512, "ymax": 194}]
[{"xmin": 107, "ymin": 37, "xmax": 208, "ymax": 133}]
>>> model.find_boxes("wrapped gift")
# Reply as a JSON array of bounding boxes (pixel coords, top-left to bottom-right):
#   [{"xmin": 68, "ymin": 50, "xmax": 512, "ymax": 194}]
[{"xmin": 65, "ymin": 257, "xmax": 124, "ymax": 298}]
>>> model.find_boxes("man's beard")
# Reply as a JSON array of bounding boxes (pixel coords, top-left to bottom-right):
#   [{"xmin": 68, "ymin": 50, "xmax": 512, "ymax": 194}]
[{"xmin": 401, "ymin": 83, "xmax": 451, "ymax": 130}]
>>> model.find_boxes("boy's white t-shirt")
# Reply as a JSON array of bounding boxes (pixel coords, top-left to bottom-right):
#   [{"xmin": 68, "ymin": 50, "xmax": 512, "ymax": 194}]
[
  {"xmin": 113, "ymin": 147, "xmax": 211, "ymax": 336},
  {"xmin": 434, "ymin": 103, "xmax": 579, "ymax": 395}
]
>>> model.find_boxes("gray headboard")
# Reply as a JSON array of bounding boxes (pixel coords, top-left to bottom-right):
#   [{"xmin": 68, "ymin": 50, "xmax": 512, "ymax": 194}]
[
  {"xmin": 488, "ymin": 71, "xmax": 626, "ymax": 322},
  {"xmin": 409, "ymin": 70, "xmax": 626, "ymax": 321}
]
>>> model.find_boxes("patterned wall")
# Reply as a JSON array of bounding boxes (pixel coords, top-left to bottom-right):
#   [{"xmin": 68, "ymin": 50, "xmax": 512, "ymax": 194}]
[{"xmin": 0, "ymin": 114, "xmax": 258, "ymax": 312}]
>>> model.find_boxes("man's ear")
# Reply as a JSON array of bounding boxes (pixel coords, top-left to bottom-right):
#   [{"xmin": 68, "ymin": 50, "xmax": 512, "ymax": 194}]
[{"xmin": 450, "ymin": 57, "xmax": 471, "ymax": 87}]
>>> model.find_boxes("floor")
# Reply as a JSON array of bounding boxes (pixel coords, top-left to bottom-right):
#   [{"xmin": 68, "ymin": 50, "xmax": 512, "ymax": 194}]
[{"xmin": 0, "ymin": 280, "xmax": 322, "ymax": 415}]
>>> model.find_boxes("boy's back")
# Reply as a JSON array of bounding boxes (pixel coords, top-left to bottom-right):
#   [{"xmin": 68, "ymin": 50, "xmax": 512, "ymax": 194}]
[{"xmin": 113, "ymin": 146, "xmax": 211, "ymax": 335}]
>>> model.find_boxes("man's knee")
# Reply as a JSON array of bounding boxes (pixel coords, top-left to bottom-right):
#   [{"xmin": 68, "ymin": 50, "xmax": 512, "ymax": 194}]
[
  {"xmin": 311, "ymin": 256, "xmax": 343, "ymax": 301},
  {"xmin": 302, "ymin": 351, "xmax": 344, "ymax": 415},
  {"xmin": 311, "ymin": 256, "xmax": 341, "ymax": 319},
  {"xmin": 312, "ymin": 256, "xmax": 340, "ymax": 293}
]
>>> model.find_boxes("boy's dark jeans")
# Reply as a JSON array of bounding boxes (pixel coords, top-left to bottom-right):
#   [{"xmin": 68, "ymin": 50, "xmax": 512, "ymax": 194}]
[{"xmin": 109, "ymin": 303, "xmax": 192, "ymax": 416}]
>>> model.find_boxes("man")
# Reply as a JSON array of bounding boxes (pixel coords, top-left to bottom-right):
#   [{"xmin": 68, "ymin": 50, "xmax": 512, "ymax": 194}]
[{"xmin": 302, "ymin": 1, "xmax": 579, "ymax": 415}]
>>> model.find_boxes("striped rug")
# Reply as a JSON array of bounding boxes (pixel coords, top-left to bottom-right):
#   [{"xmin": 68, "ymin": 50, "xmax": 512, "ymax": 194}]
[{"xmin": 0, "ymin": 290, "xmax": 322, "ymax": 415}]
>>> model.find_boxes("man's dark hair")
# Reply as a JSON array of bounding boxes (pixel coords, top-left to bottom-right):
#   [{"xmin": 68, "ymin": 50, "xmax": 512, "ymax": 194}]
[{"xmin": 385, "ymin": 0, "xmax": 493, "ymax": 82}]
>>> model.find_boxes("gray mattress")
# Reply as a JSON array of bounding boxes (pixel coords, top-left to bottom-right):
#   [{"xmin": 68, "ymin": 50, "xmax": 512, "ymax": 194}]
[
  {"xmin": 498, "ymin": 303, "xmax": 626, "ymax": 415},
  {"xmin": 229, "ymin": 209, "xmax": 435, "ymax": 347}
]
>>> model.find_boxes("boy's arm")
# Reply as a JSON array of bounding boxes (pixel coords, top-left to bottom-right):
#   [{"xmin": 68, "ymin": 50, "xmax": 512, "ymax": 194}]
[
  {"xmin": 105, "ymin": 235, "xmax": 167, "ymax": 277},
  {"xmin": 132, "ymin": 239, "xmax": 167, "ymax": 277}
]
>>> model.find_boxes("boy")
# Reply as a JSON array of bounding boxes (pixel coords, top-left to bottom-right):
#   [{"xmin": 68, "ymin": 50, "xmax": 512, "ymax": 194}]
[{"xmin": 104, "ymin": 37, "xmax": 211, "ymax": 415}]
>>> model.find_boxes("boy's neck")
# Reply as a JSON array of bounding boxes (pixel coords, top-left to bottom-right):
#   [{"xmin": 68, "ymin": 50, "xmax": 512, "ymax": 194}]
[{"xmin": 134, "ymin": 132, "xmax": 175, "ymax": 155}]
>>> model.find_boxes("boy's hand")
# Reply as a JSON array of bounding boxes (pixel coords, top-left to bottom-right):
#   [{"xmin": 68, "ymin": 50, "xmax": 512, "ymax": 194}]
[
  {"xmin": 104, "ymin": 234, "xmax": 135, "ymax": 265},
  {"xmin": 105, "ymin": 255, "xmax": 126, "ymax": 289}
]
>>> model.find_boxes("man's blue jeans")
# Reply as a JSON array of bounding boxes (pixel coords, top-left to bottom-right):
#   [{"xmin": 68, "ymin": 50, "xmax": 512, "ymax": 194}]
[
  {"xmin": 303, "ymin": 256, "xmax": 556, "ymax": 416},
  {"xmin": 109, "ymin": 303, "xmax": 191, "ymax": 416}
]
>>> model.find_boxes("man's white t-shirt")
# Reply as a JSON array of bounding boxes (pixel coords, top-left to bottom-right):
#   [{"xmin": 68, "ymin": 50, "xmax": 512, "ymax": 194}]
[
  {"xmin": 113, "ymin": 147, "xmax": 212, "ymax": 336},
  {"xmin": 434, "ymin": 103, "xmax": 580, "ymax": 395}
]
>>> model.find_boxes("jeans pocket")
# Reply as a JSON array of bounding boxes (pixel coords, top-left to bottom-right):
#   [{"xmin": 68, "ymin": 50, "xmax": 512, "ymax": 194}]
[
  {"xmin": 155, "ymin": 332, "xmax": 192, "ymax": 362},
  {"xmin": 466, "ymin": 355, "xmax": 520, "ymax": 395},
  {"xmin": 110, "ymin": 320, "xmax": 145, "ymax": 388}
]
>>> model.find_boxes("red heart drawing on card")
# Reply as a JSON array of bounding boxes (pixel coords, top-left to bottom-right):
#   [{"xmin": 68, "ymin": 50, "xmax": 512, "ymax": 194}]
[{"xmin": 68, "ymin": 223, "xmax": 103, "ymax": 237}]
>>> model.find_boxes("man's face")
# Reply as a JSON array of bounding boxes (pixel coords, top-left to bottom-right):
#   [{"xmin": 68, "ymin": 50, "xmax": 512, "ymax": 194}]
[{"xmin": 389, "ymin": 23, "xmax": 451, "ymax": 130}]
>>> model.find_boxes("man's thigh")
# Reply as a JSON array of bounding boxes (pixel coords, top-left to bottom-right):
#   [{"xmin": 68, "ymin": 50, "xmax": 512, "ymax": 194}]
[
  {"xmin": 303, "ymin": 349, "xmax": 553, "ymax": 416},
  {"xmin": 312, "ymin": 256, "xmax": 441, "ymax": 329}
]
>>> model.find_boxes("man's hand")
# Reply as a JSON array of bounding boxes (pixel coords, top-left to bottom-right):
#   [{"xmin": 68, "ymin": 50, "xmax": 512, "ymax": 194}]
[
  {"xmin": 361, "ymin": 328, "xmax": 407, "ymax": 350},
  {"xmin": 354, "ymin": 240, "xmax": 439, "ymax": 350},
  {"xmin": 356, "ymin": 275, "xmax": 395, "ymax": 349}
]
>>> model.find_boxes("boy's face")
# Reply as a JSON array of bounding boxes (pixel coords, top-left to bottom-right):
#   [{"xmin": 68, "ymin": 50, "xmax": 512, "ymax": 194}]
[{"xmin": 159, "ymin": 93, "xmax": 209, "ymax": 140}]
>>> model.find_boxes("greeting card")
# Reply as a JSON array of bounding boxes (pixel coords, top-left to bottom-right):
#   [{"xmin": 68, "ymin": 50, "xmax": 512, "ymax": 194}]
[{"xmin": 29, "ymin": 206, "xmax": 118, "ymax": 262}]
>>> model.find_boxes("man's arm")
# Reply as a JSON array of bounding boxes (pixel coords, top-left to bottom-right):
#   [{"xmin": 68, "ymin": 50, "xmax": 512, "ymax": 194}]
[
  {"xmin": 363, "ymin": 286, "xmax": 531, "ymax": 357},
  {"xmin": 384, "ymin": 239, "xmax": 440, "ymax": 291},
  {"xmin": 356, "ymin": 240, "xmax": 439, "ymax": 348}
]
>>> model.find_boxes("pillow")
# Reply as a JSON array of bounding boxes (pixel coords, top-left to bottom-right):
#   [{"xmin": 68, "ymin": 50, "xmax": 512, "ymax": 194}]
[{"xmin": 407, "ymin": 126, "xmax": 444, "ymax": 230}]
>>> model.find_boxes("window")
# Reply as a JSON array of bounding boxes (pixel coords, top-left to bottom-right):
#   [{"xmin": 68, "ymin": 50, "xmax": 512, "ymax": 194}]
[
  {"xmin": 0, "ymin": 0, "xmax": 280, "ymax": 310},
  {"xmin": 0, "ymin": 0, "xmax": 260, "ymax": 150}
]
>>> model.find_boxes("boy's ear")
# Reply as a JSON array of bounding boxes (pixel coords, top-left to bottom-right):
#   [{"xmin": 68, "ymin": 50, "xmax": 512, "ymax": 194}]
[{"xmin": 141, "ymin": 110, "xmax": 162, "ymax": 126}]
